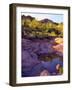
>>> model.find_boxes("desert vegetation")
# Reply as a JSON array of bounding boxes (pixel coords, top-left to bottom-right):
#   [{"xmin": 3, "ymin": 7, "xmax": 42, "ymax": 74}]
[{"xmin": 21, "ymin": 15, "xmax": 63, "ymax": 38}]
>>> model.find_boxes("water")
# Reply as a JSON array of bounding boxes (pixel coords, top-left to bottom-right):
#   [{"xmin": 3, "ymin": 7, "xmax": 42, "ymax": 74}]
[{"xmin": 21, "ymin": 38, "xmax": 63, "ymax": 77}]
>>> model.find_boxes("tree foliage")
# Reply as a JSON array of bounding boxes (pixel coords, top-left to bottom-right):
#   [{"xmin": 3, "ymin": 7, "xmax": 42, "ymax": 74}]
[{"xmin": 22, "ymin": 15, "xmax": 63, "ymax": 38}]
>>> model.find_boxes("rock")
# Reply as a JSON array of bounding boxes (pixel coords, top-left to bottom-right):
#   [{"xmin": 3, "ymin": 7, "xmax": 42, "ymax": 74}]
[{"xmin": 21, "ymin": 38, "xmax": 63, "ymax": 77}]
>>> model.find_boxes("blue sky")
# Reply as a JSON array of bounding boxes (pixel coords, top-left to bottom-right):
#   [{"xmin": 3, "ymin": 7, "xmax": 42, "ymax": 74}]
[{"xmin": 22, "ymin": 12, "xmax": 63, "ymax": 23}]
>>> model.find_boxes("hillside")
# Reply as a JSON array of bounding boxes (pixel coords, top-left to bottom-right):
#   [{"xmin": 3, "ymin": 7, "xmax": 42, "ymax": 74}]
[{"xmin": 21, "ymin": 15, "xmax": 63, "ymax": 38}]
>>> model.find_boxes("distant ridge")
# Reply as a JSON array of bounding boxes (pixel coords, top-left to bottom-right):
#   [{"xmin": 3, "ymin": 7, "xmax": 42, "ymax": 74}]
[
  {"xmin": 22, "ymin": 15, "xmax": 59, "ymax": 25},
  {"xmin": 22, "ymin": 15, "xmax": 35, "ymax": 20}
]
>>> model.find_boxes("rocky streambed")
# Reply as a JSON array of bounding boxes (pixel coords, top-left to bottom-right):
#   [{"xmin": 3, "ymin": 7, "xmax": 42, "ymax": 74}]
[{"xmin": 21, "ymin": 38, "xmax": 63, "ymax": 77}]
